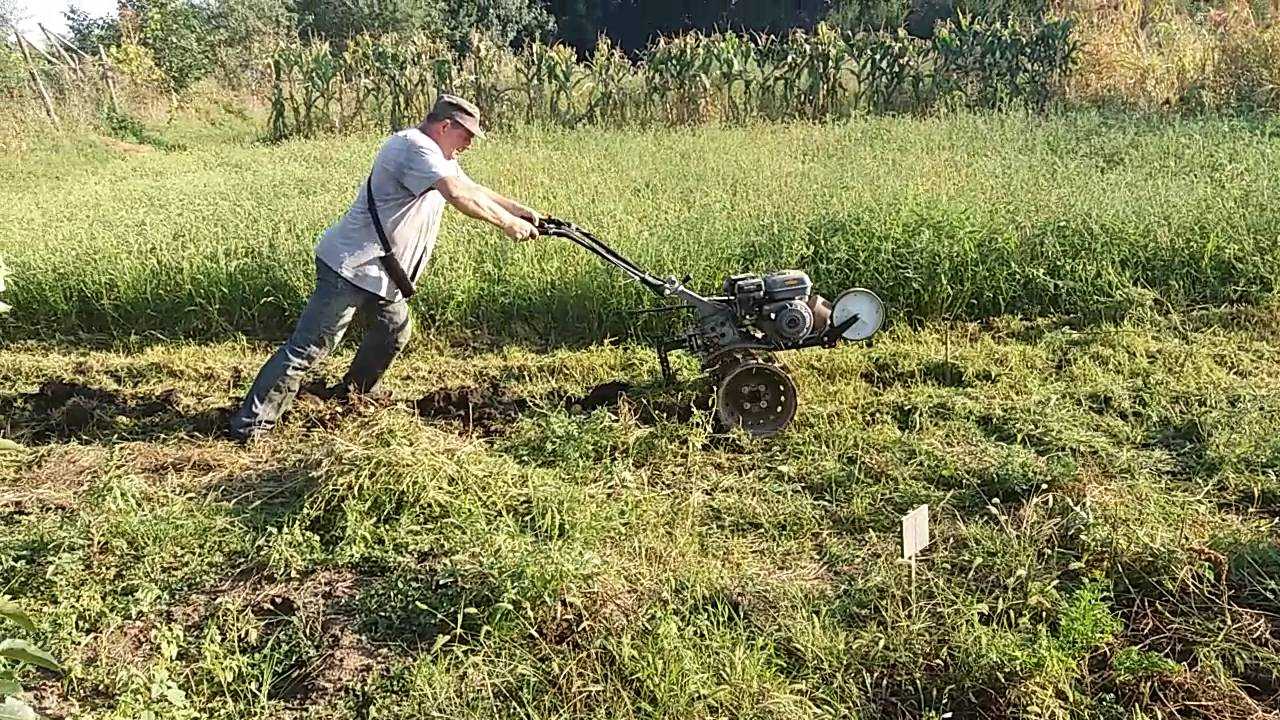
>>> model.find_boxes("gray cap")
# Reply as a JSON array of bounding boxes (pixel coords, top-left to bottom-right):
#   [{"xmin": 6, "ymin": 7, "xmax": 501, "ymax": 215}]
[{"xmin": 432, "ymin": 93, "xmax": 485, "ymax": 139}]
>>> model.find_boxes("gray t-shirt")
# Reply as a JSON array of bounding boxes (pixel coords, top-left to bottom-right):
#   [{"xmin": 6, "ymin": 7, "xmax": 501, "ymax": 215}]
[{"xmin": 315, "ymin": 128, "xmax": 467, "ymax": 301}]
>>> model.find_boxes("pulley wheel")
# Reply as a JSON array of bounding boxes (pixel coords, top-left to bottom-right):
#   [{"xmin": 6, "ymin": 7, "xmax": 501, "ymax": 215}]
[
  {"xmin": 830, "ymin": 288, "xmax": 885, "ymax": 342},
  {"xmin": 715, "ymin": 362, "xmax": 798, "ymax": 437}
]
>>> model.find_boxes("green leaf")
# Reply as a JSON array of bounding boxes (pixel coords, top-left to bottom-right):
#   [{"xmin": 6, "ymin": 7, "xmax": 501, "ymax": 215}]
[
  {"xmin": 0, "ymin": 439, "xmax": 21, "ymax": 453},
  {"xmin": 0, "ymin": 641, "xmax": 60, "ymax": 673},
  {"xmin": 0, "ymin": 697, "xmax": 37, "ymax": 720},
  {"xmin": 0, "ymin": 602, "xmax": 34, "ymax": 634},
  {"xmin": 163, "ymin": 684, "xmax": 186, "ymax": 706},
  {"xmin": 0, "ymin": 678, "xmax": 19, "ymax": 697}
]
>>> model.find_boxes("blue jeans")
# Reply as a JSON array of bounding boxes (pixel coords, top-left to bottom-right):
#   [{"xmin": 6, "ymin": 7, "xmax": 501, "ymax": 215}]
[{"xmin": 229, "ymin": 258, "xmax": 411, "ymax": 439}]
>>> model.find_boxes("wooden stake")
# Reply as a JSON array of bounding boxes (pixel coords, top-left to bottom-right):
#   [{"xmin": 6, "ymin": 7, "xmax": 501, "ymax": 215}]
[
  {"xmin": 39, "ymin": 24, "xmax": 85, "ymax": 82},
  {"xmin": 98, "ymin": 45, "xmax": 120, "ymax": 113},
  {"xmin": 910, "ymin": 555, "xmax": 917, "ymax": 621},
  {"xmin": 945, "ymin": 320, "xmax": 953, "ymax": 385},
  {"xmin": 20, "ymin": 33, "xmax": 62, "ymax": 66},
  {"xmin": 15, "ymin": 34, "xmax": 61, "ymax": 128},
  {"xmin": 40, "ymin": 24, "xmax": 93, "ymax": 61}
]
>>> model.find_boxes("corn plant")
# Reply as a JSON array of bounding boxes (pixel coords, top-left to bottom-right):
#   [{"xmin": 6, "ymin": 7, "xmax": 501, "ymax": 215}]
[
  {"xmin": 934, "ymin": 12, "xmax": 1077, "ymax": 110},
  {"xmin": 269, "ymin": 31, "xmax": 456, "ymax": 139},
  {"xmin": 703, "ymin": 31, "xmax": 756, "ymax": 123},
  {"xmin": 580, "ymin": 35, "xmax": 636, "ymax": 126},
  {"xmin": 265, "ymin": 18, "xmax": 1079, "ymax": 139},
  {"xmin": 788, "ymin": 23, "xmax": 853, "ymax": 119},
  {"xmin": 855, "ymin": 30, "xmax": 931, "ymax": 113},
  {"xmin": 1, "ymin": 598, "xmax": 61, "ymax": 720},
  {"xmin": 752, "ymin": 31, "xmax": 792, "ymax": 120},
  {"xmin": 461, "ymin": 33, "xmax": 524, "ymax": 129},
  {"xmin": 268, "ymin": 41, "xmax": 339, "ymax": 139},
  {"xmin": 518, "ymin": 41, "xmax": 581, "ymax": 125},
  {"xmin": 645, "ymin": 31, "xmax": 735, "ymax": 125}
]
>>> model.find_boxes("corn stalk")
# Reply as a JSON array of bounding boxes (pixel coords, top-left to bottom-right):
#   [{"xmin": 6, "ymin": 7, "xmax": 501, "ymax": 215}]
[{"xmin": 266, "ymin": 20, "xmax": 1079, "ymax": 139}]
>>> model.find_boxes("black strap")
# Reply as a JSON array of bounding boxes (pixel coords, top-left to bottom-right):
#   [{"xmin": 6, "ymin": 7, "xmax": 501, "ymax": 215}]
[{"xmin": 366, "ymin": 175, "xmax": 416, "ymax": 299}]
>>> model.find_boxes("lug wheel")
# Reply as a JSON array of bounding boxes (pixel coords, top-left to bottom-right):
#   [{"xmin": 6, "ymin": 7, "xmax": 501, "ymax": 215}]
[{"xmin": 714, "ymin": 361, "xmax": 798, "ymax": 437}]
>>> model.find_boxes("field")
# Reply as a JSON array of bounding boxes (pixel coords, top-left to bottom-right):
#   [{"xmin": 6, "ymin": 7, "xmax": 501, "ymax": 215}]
[
  {"xmin": 3, "ymin": 112, "xmax": 1280, "ymax": 341},
  {"xmin": 1, "ymin": 113, "xmax": 1279, "ymax": 719}
]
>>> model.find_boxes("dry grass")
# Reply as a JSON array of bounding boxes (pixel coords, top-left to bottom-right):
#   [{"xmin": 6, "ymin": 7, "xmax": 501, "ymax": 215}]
[{"xmin": 1064, "ymin": 0, "xmax": 1280, "ymax": 113}]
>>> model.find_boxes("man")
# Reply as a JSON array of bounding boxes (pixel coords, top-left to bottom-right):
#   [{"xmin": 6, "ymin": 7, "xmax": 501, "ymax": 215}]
[{"xmin": 228, "ymin": 94, "xmax": 540, "ymax": 443}]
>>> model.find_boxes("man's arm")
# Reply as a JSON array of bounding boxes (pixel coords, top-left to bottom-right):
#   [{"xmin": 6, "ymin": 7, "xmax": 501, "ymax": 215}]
[
  {"xmin": 436, "ymin": 176, "xmax": 538, "ymax": 241},
  {"xmin": 472, "ymin": 182, "xmax": 540, "ymax": 223}
]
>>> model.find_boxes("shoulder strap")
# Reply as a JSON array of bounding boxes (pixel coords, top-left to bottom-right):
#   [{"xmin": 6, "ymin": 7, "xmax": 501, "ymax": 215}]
[{"xmin": 366, "ymin": 175, "xmax": 416, "ymax": 299}]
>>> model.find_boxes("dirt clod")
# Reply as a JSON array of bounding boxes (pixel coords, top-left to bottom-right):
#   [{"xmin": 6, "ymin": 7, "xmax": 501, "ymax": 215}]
[
  {"xmin": 564, "ymin": 380, "xmax": 634, "ymax": 412},
  {"xmin": 0, "ymin": 381, "xmax": 185, "ymax": 443},
  {"xmin": 413, "ymin": 383, "xmax": 527, "ymax": 435}
]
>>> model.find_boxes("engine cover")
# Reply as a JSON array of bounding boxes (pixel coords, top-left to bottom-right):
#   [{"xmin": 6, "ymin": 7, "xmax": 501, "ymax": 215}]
[
  {"xmin": 763, "ymin": 271, "xmax": 812, "ymax": 301},
  {"xmin": 758, "ymin": 299, "xmax": 814, "ymax": 343},
  {"xmin": 723, "ymin": 273, "xmax": 765, "ymax": 318}
]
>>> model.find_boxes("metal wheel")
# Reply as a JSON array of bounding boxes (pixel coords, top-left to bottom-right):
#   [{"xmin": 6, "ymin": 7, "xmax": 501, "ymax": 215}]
[
  {"xmin": 702, "ymin": 347, "xmax": 768, "ymax": 379},
  {"xmin": 714, "ymin": 361, "xmax": 798, "ymax": 437}
]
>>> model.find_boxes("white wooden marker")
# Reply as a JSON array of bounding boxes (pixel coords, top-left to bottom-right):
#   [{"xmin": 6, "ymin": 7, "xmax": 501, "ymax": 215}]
[
  {"xmin": 902, "ymin": 504, "xmax": 930, "ymax": 613},
  {"xmin": 902, "ymin": 504, "xmax": 929, "ymax": 559}
]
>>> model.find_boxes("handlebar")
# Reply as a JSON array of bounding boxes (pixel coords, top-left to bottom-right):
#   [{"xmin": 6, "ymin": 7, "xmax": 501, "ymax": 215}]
[{"xmin": 535, "ymin": 217, "xmax": 671, "ymax": 296}]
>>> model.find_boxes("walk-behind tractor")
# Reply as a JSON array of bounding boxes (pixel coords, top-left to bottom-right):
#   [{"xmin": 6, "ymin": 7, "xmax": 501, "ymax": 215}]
[{"xmin": 538, "ymin": 218, "xmax": 886, "ymax": 437}]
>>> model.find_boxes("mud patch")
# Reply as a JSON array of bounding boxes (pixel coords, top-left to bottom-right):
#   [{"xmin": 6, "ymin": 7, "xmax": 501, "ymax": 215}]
[
  {"xmin": 536, "ymin": 596, "xmax": 589, "ymax": 649},
  {"xmin": 1103, "ymin": 666, "xmax": 1277, "ymax": 720},
  {"xmin": 297, "ymin": 378, "xmax": 711, "ymax": 438},
  {"xmin": 563, "ymin": 381, "xmax": 634, "ymax": 412},
  {"xmin": 288, "ymin": 382, "xmax": 390, "ymax": 432},
  {"xmin": 28, "ymin": 679, "xmax": 82, "ymax": 720},
  {"xmin": 125, "ymin": 443, "xmax": 252, "ymax": 480},
  {"xmin": 413, "ymin": 383, "xmax": 528, "ymax": 435},
  {"xmin": 284, "ymin": 380, "xmax": 485, "ymax": 435},
  {"xmin": 77, "ymin": 619, "xmax": 156, "ymax": 672},
  {"xmin": 414, "ymin": 380, "xmax": 651, "ymax": 436},
  {"xmin": 0, "ymin": 380, "xmax": 229, "ymax": 443}
]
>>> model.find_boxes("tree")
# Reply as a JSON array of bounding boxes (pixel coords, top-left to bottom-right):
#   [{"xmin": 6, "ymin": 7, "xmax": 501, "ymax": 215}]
[
  {"xmin": 447, "ymin": 0, "xmax": 555, "ymax": 50},
  {"xmin": 292, "ymin": 0, "xmax": 552, "ymax": 51},
  {"xmin": 208, "ymin": 0, "xmax": 295, "ymax": 49},
  {"xmin": 546, "ymin": 0, "xmax": 833, "ymax": 54},
  {"xmin": 0, "ymin": 1, "xmax": 23, "ymax": 95},
  {"xmin": 137, "ymin": 0, "xmax": 215, "ymax": 92},
  {"xmin": 64, "ymin": 4, "xmax": 123, "ymax": 54},
  {"xmin": 65, "ymin": 1, "xmax": 217, "ymax": 93},
  {"xmin": 292, "ymin": 0, "xmax": 437, "ymax": 42},
  {"xmin": 825, "ymin": 0, "xmax": 1054, "ymax": 38},
  {"xmin": 0, "ymin": 0, "xmax": 22, "ymax": 32},
  {"xmin": 547, "ymin": 0, "xmax": 601, "ymax": 51}
]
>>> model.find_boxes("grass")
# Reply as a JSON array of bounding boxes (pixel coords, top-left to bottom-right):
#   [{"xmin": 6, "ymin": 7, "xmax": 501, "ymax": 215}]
[
  {"xmin": 1, "ymin": 306, "xmax": 1278, "ymax": 718},
  {"xmin": 1, "ymin": 111, "xmax": 1279, "ymax": 344},
  {"xmin": 1, "ymin": 112, "xmax": 1278, "ymax": 718}
]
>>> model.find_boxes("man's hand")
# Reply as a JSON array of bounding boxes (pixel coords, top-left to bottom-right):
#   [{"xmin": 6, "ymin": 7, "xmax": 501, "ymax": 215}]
[
  {"xmin": 502, "ymin": 216, "xmax": 539, "ymax": 242},
  {"xmin": 514, "ymin": 205, "xmax": 542, "ymax": 226}
]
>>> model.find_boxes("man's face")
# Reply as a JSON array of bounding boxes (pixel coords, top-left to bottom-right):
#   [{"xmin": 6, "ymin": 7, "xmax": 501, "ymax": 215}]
[{"xmin": 438, "ymin": 119, "xmax": 474, "ymax": 159}]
